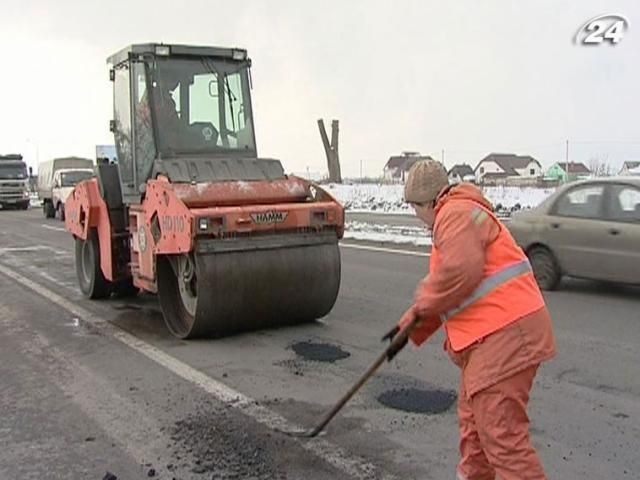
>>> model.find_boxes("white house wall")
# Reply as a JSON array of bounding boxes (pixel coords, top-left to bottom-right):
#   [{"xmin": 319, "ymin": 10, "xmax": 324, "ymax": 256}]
[
  {"xmin": 383, "ymin": 168, "xmax": 397, "ymax": 181},
  {"xmin": 475, "ymin": 160, "xmax": 504, "ymax": 181},
  {"xmin": 620, "ymin": 164, "xmax": 640, "ymax": 176},
  {"xmin": 514, "ymin": 162, "xmax": 542, "ymax": 178}
]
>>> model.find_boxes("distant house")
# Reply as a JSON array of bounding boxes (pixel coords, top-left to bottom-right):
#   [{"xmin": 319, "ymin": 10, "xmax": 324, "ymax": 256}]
[
  {"xmin": 448, "ymin": 164, "xmax": 475, "ymax": 184},
  {"xmin": 383, "ymin": 152, "xmax": 435, "ymax": 182},
  {"xmin": 619, "ymin": 161, "xmax": 640, "ymax": 176},
  {"xmin": 546, "ymin": 162, "xmax": 591, "ymax": 182},
  {"xmin": 474, "ymin": 153, "xmax": 542, "ymax": 185}
]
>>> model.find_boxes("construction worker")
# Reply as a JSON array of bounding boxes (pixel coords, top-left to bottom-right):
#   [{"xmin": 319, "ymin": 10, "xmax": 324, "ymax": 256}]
[{"xmin": 387, "ymin": 160, "xmax": 556, "ymax": 479}]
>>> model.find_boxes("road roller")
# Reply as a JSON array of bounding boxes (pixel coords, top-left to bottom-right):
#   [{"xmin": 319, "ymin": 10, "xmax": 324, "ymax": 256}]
[{"xmin": 65, "ymin": 43, "xmax": 344, "ymax": 338}]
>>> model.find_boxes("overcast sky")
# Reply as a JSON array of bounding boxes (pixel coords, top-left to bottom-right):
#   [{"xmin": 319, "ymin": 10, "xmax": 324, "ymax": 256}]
[{"xmin": 1, "ymin": 0, "xmax": 639, "ymax": 177}]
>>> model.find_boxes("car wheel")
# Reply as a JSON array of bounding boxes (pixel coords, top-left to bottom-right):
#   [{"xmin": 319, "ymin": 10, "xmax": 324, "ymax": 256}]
[
  {"xmin": 44, "ymin": 202, "xmax": 55, "ymax": 218},
  {"xmin": 528, "ymin": 246, "xmax": 561, "ymax": 291},
  {"xmin": 56, "ymin": 203, "xmax": 65, "ymax": 221}
]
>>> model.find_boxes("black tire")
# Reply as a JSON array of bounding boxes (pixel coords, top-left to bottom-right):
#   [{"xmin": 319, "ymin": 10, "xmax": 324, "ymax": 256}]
[
  {"xmin": 56, "ymin": 203, "xmax": 65, "ymax": 221},
  {"xmin": 44, "ymin": 201, "xmax": 55, "ymax": 218},
  {"xmin": 19, "ymin": 201, "xmax": 30, "ymax": 210},
  {"xmin": 75, "ymin": 230, "xmax": 112, "ymax": 299},
  {"xmin": 157, "ymin": 255, "xmax": 197, "ymax": 339},
  {"xmin": 528, "ymin": 246, "xmax": 561, "ymax": 291}
]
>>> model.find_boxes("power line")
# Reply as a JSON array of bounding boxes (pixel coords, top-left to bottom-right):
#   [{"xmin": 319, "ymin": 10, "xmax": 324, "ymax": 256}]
[{"xmin": 568, "ymin": 140, "xmax": 640, "ymax": 145}]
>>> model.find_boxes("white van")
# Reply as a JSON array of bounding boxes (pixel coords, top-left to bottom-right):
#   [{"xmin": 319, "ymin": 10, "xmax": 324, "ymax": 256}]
[{"xmin": 38, "ymin": 157, "xmax": 94, "ymax": 220}]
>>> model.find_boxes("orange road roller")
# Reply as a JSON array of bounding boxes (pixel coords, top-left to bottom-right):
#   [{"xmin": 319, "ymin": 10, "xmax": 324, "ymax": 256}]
[{"xmin": 65, "ymin": 43, "xmax": 344, "ymax": 338}]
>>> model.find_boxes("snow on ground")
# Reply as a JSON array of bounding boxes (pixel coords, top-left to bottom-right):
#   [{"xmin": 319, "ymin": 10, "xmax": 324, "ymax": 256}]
[
  {"xmin": 344, "ymin": 221, "xmax": 432, "ymax": 246},
  {"xmin": 330, "ymin": 184, "xmax": 409, "ymax": 214},
  {"xmin": 483, "ymin": 186, "xmax": 556, "ymax": 210},
  {"xmin": 327, "ymin": 183, "xmax": 555, "ymax": 214},
  {"xmin": 329, "ymin": 183, "xmax": 556, "ymax": 246}
]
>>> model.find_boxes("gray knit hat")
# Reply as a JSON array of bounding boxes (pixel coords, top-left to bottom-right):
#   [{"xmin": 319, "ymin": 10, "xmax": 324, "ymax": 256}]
[{"xmin": 404, "ymin": 160, "xmax": 449, "ymax": 204}]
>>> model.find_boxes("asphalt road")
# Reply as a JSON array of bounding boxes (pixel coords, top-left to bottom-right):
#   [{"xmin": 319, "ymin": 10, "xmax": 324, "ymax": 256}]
[{"xmin": 0, "ymin": 209, "xmax": 638, "ymax": 479}]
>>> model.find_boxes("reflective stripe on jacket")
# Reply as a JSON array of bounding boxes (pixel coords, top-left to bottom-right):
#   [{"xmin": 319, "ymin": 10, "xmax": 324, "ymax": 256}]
[{"xmin": 431, "ymin": 201, "xmax": 546, "ymax": 351}]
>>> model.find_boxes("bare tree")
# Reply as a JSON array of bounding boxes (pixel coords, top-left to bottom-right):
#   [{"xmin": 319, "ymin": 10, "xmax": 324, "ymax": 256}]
[
  {"xmin": 318, "ymin": 119, "xmax": 342, "ymax": 183},
  {"xmin": 588, "ymin": 154, "xmax": 612, "ymax": 177}
]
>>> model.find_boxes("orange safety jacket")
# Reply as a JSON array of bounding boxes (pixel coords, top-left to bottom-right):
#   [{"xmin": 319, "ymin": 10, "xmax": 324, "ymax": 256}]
[{"xmin": 431, "ymin": 201, "xmax": 545, "ymax": 351}]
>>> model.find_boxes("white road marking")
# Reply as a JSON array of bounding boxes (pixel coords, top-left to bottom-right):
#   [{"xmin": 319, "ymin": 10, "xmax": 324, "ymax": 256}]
[
  {"xmin": 340, "ymin": 242, "xmax": 431, "ymax": 258},
  {"xmin": 38, "ymin": 271, "xmax": 77, "ymax": 291},
  {"xmin": 41, "ymin": 224, "xmax": 67, "ymax": 232},
  {"xmin": 0, "ymin": 245, "xmax": 56, "ymax": 254},
  {"xmin": 0, "ymin": 245, "xmax": 70, "ymax": 257},
  {"xmin": 0, "ymin": 262, "xmax": 397, "ymax": 480},
  {"xmin": 0, "ymin": 246, "xmax": 44, "ymax": 254}
]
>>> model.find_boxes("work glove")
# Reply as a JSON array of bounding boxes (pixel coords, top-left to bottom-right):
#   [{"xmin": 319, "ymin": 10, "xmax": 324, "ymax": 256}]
[
  {"xmin": 381, "ymin": 308, "xmax": 416, "ymax": 361},
  {"xmin": 382, "ymin": 306, "xmax": 415, "ymax": 343},
  {"xmin": 397, "ymin": 305, "xmax": 443, "ymax": 348},
  {"xmin": 381, "ymin": 325, "xmax": 400, "ymax": 343},
  {"xmin": 384, "ymin": 331, "xmax": 408, "ymax": 361}
]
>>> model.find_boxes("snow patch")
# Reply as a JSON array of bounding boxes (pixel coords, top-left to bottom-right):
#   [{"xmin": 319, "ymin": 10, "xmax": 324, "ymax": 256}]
[
  {"xmin": 234, "ymin": 180, "xmax": 254, "ymax": 192},
  {"xmin": 336, "ymin": 183, "xmax": 554, "ymax": 246},
  {"xmin": 344, "ymin": 221, "xmax": 432, "ymax": 247},
  {"xmin": 328, "ymin": 183, "xmax": 555, "ymax": 215}
]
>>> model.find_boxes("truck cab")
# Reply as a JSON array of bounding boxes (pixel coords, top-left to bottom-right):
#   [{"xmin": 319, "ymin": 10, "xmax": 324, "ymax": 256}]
[
  {"xmin": 38, "ymin": 156, "xmax": 95, "ymax": 219},
  {"xmin": 0, "ymin": 154, "xmax": 31, "ymax": 210},
  {"xmin": 50, "ymin": 168, "xmax": 94, "ymax": 219}
]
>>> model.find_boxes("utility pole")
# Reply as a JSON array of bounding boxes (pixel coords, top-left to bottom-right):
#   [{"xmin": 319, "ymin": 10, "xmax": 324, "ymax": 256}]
[
  {"xmin": 442, "ymin": 149, "xmax": 445, "ymax": 165},
  {"xmin": 565, "ymin": 139, "xmax": 569, "ymax": 183},
  {"xmin": 360, "ymin": 159, "xmax": 363, "ymax": 180},
  {"xmin": 25, "ymin": 138, "xmax": 40, "ymax": 180}
]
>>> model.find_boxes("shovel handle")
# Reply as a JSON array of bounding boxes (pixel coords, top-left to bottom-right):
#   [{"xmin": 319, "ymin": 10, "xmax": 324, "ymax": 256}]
[{"xmin": 305, "ymin": 329, "xmax": 411, "ymax": 437}]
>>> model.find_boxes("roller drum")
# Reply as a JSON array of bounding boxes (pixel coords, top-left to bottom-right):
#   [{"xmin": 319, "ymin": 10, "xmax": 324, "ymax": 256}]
[{"xmin": 157, "ymin": 231, "xmax": 341, "ymax": 338}]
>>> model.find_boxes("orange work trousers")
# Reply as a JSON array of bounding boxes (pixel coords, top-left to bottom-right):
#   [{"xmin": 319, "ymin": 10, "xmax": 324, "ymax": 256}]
[{"xmin": 456, "ymin": 365, "xmax": 547, "ymax": 480}]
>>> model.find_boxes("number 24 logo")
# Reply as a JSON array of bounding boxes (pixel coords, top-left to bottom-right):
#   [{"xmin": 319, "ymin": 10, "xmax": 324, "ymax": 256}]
[{"xmin": 575, "ymin": 14, "xmax": 629, "ymax": 45}]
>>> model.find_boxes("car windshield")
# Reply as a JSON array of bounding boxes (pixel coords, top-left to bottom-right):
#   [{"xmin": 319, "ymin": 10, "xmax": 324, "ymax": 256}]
[
  {"xmin": 60, "ymin": 171, "xmax": 93, "ymax": 187},
  {"xmin": 0, "ymin": 164, "xmax": 27, "ymax": 180},
  {"xmin": 136, "ymin": 57, "xmax": 256, "ymax": 157}
]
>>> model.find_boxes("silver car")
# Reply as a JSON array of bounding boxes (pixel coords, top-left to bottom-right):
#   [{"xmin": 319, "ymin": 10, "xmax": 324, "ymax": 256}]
[{"xmin": 507, "ymin": 177, "xmax": 640, "ymax": 290}]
